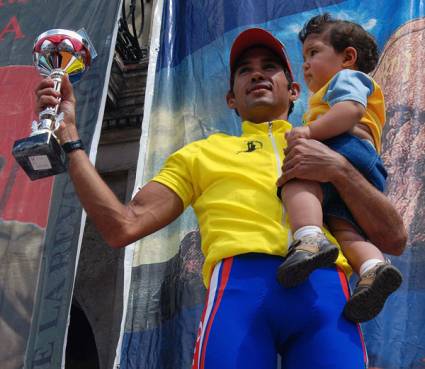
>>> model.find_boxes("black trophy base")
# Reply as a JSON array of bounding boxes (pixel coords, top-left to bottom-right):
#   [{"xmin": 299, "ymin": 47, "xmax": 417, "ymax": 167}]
[{"xmin": 12, "ymin": 132, "xmax": 66, "ymax": 181}]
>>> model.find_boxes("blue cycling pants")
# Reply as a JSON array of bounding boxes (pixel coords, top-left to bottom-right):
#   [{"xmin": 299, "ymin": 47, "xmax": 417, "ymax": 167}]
[{"xmin": 192, "ymin": 253, "xmax": 367, "ymax": 369}]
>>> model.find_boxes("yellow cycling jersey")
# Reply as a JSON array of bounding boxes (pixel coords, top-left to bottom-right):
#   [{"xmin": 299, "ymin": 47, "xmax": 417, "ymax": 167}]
[{"xmin": 152, "ymin": 120, "xmax": 350, "ymax": 286}]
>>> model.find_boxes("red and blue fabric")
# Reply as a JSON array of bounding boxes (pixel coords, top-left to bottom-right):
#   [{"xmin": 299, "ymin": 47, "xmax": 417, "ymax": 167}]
[{"xmin": 192, "ymin": 253, "xmax": 367, "ymax": 369}]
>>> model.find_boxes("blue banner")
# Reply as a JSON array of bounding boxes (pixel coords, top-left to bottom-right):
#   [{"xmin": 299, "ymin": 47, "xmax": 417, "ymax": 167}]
[{"xmin": 121, "ymin": 1, "xmax": 425, "ymax": 368}]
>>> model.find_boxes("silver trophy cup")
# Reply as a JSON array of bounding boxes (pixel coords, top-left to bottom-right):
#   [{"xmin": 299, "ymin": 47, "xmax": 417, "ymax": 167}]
[{"xmin": 12, "ymin": 29, "xmax": 92, "ymax": 180}]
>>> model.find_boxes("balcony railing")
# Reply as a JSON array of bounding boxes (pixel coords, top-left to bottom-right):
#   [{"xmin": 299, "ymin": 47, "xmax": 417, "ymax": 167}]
[
  {"xmin": 116, "ymin": 0, "xmax": 149, "ymax": 64},
  {"xmin": 103, "ymin": 114, "xmax": 143, "ymax": 130}
]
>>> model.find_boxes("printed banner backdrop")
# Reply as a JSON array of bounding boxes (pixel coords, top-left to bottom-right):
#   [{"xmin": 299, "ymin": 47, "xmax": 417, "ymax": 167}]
[
  {"xmin": 121, "ymin": 1, "xmax": 425, "ymax": 369},
  {"xmin": 0, "ymin": 1, "xmax": 121, "ymax": 369}
]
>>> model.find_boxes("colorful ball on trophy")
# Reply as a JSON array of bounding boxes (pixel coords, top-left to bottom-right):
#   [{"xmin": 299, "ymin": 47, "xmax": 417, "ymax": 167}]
[{"xmin": 33, "ymin": 29, "xmax": 92, "ymax": 84}]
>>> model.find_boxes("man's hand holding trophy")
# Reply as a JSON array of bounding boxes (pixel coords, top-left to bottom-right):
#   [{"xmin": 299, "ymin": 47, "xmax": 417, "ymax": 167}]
[{"xmin": 12, "ymin": 29, "xmax": 94, "ymax": 180}]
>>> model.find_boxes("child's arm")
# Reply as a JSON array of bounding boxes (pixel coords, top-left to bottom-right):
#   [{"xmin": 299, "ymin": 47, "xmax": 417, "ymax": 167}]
[
  {"xmin": 308, "ymin": 100, "xmax": 365, "ymax": 140},
  {"xmin": 287, "ymin": 70, "xmax": 373, "ymax": 141}
]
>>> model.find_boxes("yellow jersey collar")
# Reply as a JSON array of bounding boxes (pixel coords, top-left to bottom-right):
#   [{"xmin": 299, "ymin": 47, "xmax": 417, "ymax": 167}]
[{"xmin": 241, "ymin": 120, "xmax": 292, "ymax": 136}]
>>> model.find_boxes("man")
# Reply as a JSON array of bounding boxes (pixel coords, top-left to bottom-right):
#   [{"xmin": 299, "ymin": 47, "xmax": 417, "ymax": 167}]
[{"xmin": 36, "ymin": 28, "xmax": 406, "ymax": 369}]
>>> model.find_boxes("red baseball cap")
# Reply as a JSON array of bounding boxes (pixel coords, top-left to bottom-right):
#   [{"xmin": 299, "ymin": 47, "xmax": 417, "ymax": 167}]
[{"xmin": 229, "ymin": 28, "xmax": 294, "ymax": 84}]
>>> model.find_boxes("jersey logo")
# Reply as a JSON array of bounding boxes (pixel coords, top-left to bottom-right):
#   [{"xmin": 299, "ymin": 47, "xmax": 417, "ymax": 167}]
[{"xmin": 237, "ymin": 140, "xmax": 263, "ymax": 154}]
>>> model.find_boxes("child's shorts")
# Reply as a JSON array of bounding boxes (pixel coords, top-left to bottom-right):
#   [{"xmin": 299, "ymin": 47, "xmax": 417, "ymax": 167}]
[{"xmin": 321, "ymin": 133, "xmax": 387, "ymax": 234}]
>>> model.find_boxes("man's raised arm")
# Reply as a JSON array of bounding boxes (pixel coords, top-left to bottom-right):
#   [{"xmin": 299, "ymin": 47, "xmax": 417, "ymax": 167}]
[
  {"xmin": 277, "ymin": 138, "xmax": 407, "ymax": 255},
  {"xmin": 36, "ymin": 75, "xmax": 184, "ymax": 247}
]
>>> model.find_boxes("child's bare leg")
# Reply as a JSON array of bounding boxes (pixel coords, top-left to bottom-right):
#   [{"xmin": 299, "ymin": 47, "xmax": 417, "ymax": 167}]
[
  {"xmin": 283, "ymin": 179, "xmax": 323, "ymax": 231},
  {"xmin": 277, "ymin": 180, "xmax": 339, "ymax": 288},
  {"xmin": 328, "ymin": 217, "xmax": 385, "ymax": 274},
  {"xmin": 328, "ymin": 217, "xmax": 402, "ymax": 322}
]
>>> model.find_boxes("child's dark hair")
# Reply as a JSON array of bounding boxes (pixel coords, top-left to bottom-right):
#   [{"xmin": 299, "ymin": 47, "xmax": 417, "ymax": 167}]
[{"xmin": 298, "ymin": 13, "xmax": 379, "ymax": 73}]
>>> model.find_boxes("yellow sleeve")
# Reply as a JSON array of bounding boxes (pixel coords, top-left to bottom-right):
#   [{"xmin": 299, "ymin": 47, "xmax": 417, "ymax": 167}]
[{"xmin": 150, "ymin": 144, "xmax": 197, "ymax": 209}]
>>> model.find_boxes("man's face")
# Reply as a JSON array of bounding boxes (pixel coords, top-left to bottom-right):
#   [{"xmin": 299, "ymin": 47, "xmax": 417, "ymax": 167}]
[
  {"xmin": 227, "ymin": 47, "xmax": 298, "ymax": 123},
  {"xmin": 302, "ymin": 33, "xmax": 346, "ymax": 93}
]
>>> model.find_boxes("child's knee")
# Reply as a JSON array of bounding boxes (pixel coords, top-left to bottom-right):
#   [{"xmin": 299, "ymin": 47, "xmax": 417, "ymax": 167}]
[{"xmin": 327, "ymin": 217, "xmax": 366, "ymax": 243}]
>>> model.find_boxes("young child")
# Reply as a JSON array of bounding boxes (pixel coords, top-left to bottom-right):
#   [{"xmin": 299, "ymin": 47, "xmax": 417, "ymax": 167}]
[{"xmin": 276, "ymin": 13, "xmax": 403, "ymax": 322}]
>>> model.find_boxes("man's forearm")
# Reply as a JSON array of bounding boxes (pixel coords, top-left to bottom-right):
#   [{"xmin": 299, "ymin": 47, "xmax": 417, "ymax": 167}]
[
  {"xmin": 278, "ymin": 138, "xmax": 407, "ymax": 255},
  {"xmin": 36, "ymin": 75, "xmax": 178, "ymax": 247},
  {"xmin": 332, "ymin": 160, "xmax": 407, "ymax": 255},
  {"xmin": 66, "ymin": 144, "xmax": 184, "ymax": 248},
  {"xmin": 58, "ymin": 120, "xmax": 138, "ymax": 247},
  {"xmin": 67, "ymin": 148, "xmax": 133, "ymax": 247}
]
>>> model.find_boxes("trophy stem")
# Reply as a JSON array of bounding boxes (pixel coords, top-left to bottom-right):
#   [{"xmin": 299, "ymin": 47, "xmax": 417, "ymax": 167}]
[
  {"xmin": 33, "ymin": 69, "xmax": 64, "ymax": 134},
  {"xmin": 49, "ymin": 69, "xmax": 64, "ymax": 116}
]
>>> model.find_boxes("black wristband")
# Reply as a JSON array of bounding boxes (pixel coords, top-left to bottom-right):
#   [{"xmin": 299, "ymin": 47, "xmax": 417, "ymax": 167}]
[{"xmin": 62, "ymin": 139, "xmax": 85, "ymax": 153}]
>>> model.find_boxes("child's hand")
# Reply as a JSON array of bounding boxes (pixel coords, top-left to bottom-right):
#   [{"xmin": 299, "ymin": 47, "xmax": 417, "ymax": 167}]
[{"xmin": 285, "ymin": 126, "xmax": 312, "ymax": 142}]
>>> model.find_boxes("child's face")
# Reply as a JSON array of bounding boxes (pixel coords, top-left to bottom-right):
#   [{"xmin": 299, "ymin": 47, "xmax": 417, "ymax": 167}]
[{"xmin": 302, "ymin": 33, "xmax": 346, "ymax": 93}]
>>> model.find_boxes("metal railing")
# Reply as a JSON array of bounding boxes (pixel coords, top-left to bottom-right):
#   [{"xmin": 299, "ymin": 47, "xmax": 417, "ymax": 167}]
[
  {"xmin": 103, "ymin": 114, "xmax": 143, "ymax": 130},
  {"xmin": 116, "ymin": 0, "xmax": 149, "ymax": 64}
]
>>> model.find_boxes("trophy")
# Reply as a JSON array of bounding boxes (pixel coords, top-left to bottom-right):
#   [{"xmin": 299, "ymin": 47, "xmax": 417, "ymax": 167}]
[{"xmin": 12, "ymin": 29, "xmax": 93, "ymax": 180}]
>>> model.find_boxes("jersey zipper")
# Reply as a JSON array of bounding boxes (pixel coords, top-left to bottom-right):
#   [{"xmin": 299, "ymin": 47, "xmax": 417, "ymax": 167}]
[
  {"xmin": 268, "ymin": 121, "xmax": 281, "ymax": 178},
  {"xmin": 268, "ymin": 122, "xmax": 291, "ymax": 241}
]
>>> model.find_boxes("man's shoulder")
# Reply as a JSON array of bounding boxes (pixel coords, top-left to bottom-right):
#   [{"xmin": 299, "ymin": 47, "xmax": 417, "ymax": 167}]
[
  {"xmin": 184, "ymin": 131, "xmax": 240, "ymax": 147},
  {"xmin": 171, "ymin": 132, "xmax": 240, "ymax": 159}
]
